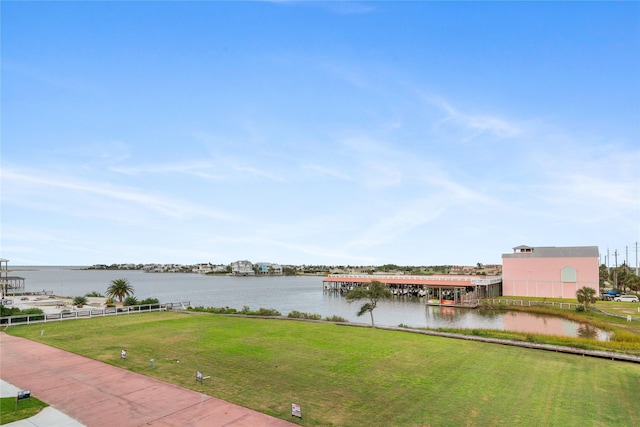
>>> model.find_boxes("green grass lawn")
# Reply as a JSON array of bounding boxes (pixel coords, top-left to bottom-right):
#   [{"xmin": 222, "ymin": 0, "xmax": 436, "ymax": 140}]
[
  {"xmin": 5, "ymin": 312, "xmax": 640, "ymax": 426},
  {"xmin": 0, "ymin": 396, "xmax": 48, "ymax": 425}
]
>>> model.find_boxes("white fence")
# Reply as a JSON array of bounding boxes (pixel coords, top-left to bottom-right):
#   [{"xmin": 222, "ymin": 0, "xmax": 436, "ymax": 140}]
[
  {"xmin": 0, "ymin": 302, "xmax": 191, "ymax": 326},
  {"xmin": 483, "ymin": 298, "xmax": 582, "ymax": 310},
  {"xmin": 483, "ymin": 299, "xmax": 640, "ymax": 322}
]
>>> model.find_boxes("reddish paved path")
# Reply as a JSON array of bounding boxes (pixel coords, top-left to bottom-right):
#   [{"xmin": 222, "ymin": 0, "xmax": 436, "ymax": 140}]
[{"xmin": 0, "ymin": 333, "xmax": 296, "ymax": 426}]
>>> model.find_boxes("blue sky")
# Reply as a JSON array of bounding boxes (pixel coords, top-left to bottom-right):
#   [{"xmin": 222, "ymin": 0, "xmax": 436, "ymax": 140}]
[{"xmin": 2, "ymin": 1, "xmax": 639, "ymax": 267}]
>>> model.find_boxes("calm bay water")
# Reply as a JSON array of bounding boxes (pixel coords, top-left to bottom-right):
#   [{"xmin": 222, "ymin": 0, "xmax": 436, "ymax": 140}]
[{"xmin": 10, "ymin": 267, "xmax": 609, "ymax": 339}]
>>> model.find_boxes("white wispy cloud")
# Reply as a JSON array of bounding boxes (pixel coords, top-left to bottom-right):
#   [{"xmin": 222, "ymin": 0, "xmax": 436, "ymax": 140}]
[
  {"xmin": 347, "ymin": 200, "xmax": 448, "ymax": 248},
  {"xmin": 306, "ymin": 165, "xmax": 353, "ymax": 181},
  {"xmin": 430, "ymin": 97, "xmax": 523, "ymax": 139},
  {"xmin": 1, "ymin": 167, "xmax": 240, "ymax": 222},
  {"xmin": 108, "ymin": 149, "xmax": 286, "ymax": 182},
  {"xmin": 110, "ymin": 161, "xmax": 225, "ymax": 180},
  {"xmin": 234, "ymin": 165, "xmax": 286, "ymax": 182}
]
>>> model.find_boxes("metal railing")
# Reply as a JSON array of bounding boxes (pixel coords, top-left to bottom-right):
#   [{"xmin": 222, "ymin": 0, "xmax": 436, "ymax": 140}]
[{"xmin": 0, "ymin": 302, "xmax": 191, "ymax": 326}]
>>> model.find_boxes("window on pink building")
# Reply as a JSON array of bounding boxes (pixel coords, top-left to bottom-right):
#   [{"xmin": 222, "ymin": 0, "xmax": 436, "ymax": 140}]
[{"xmin": 561, "ymin": 266, "xmax": 577, "ymax": 282}]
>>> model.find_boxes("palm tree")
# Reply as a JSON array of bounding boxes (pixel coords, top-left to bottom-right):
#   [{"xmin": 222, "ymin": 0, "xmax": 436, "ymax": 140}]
[
  {"xmin": 576, "ymin": 286, "xmax": 597, "ymax": 311},
  {"xmin": 106, "ymin": 278, "xmax": 134, "ymax": 303}
]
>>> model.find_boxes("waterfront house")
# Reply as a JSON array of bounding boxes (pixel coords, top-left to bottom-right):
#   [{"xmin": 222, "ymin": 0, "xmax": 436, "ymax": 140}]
[
  {"xmin": 231, "ymin": 260, "xmax": 255, "ymax": 276},
  {"xmin": 255, "ymin": 262, "xmax": 283, "ymax": 275}
]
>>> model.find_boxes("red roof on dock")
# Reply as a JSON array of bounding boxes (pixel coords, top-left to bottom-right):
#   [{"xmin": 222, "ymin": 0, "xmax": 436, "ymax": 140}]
[{"xmin": 323, "ymin": 274, "xmax": 502, "ymax": 287}]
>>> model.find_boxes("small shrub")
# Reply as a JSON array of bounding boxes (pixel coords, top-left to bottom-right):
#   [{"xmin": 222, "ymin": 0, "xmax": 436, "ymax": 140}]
[
  {"xmin": 288, "ymin": 311, "xmax": 322, "ymax": 320},
  {"xmin": 73, "ymin": 296, "xmax": 88, "ymax": 306},
  {"xmin": 139, "ymin": 297, "xmax": 159, "ymax": 305},
  {"xmin": 188, "ymin": 306, "xmax": 238, "ymax": 314},
  {"xmin": 257, "ymin": 307, "xmax": 281, "ymax": 316},
  {"xmin": 123, "ymin": 296, "xmax": 138, "ymax": 306},
  {"xmin": 575, "ymin": 305, "xmax": 585, "ymax": 312},
  {"xmin": 18, "ymin": 308, "xmax": 44, "ymax": 315},
  {"xmin": 325, "ymin": 315, "xmax": 348, "ymax": 322},
  {"xmin": 85, "ymin": 291, "xmax": 103, "ymax": 297}
]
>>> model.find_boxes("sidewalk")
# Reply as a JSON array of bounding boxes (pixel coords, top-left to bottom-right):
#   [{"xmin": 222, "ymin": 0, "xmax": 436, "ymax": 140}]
[
  {"xmin": 1, "ymin": 379, "xmax": 85, "ymax": 427},
  {"xmin": 0, "ymin": 333, "xmax": 295, "ymax": 426}
]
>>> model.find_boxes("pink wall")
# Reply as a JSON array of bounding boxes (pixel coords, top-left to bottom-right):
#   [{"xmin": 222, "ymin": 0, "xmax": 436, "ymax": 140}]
[{"xmin": 502, "ymin": 256, "xmax": 599, "ymax": 298}]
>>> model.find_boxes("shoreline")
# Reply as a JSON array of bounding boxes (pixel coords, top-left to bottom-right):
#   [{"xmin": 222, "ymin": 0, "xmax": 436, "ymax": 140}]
[{"xmin": 3, "ymin": 295, "xmax": 109, "ymax": 315}]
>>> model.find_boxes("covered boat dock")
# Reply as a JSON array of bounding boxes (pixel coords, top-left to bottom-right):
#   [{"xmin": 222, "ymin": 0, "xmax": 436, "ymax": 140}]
[
  {"xmin": 323, "ymin": 274, "xmax": 502, "ymax": 308},
  {"xmin": 1, "ymin": 258, "xmax": 27, "ymax": 300}
]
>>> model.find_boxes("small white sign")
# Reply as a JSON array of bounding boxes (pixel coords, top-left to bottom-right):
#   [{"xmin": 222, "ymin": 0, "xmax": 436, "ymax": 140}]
[{"xmin": 291, "ymin": 403, "xmax": 301, "ymax": 418}]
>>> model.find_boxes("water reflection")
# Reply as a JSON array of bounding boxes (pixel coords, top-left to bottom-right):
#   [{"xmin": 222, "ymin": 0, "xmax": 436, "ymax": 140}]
[{"xmin": 576, "ymin": 324, "xmax": 601, "ymax": 340}]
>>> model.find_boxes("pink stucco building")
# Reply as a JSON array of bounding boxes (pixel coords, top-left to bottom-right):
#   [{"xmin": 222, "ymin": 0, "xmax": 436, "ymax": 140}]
[{"xmin": 501, "ymin": 245, "xmax": 599, "ymax": 298}]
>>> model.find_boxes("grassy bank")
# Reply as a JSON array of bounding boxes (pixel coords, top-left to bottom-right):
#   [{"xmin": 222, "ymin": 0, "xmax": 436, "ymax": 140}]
[
  {"xmin": 470, "ymin": 297, "xmax": 640, "ymax": 355},
  {"xmin": 428, "ymin": 303, "xmax": 640, "ymax": 356},
  {"xmin": 5, "ymin": 312, "xmax": 640, "ymax": 426}
]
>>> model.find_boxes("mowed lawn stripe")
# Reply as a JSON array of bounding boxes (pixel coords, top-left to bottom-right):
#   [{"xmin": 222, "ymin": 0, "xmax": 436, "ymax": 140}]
[{"xmin": 5, "ymin": 312, "xmax": 639, "ymax": 426}]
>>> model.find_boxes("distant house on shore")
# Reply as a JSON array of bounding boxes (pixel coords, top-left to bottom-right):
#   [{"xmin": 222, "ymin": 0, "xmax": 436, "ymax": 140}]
[
  {"xmin": 255, "ymin": 262, "xmax": 283, "ymax": 276},
  {"xmin": 502, "ymin": 245, "xmax": 599, "ymax": 298},
  {"xmin": 231, "ymin": 260, "xmax": 255, "ymax": 276}
]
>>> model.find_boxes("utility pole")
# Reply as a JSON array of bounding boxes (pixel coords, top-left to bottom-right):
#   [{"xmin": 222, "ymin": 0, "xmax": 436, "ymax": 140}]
[
  {"xmin": 626, "ymin": 245, "xmax": 629, "ymax": 270},
  {"xmin": 614, "ymin": 250, "xmax": 618, "ymax": 289}
]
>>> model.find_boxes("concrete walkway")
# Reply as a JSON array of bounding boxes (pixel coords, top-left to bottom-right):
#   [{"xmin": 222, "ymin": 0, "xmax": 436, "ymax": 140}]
[
  {"xmin": 0, "ymin": 333, "xmax": 295, "ymax": 426},
  {"xmin": 1, "ymin": 379, "xmax": 85, "ymax": 426}
]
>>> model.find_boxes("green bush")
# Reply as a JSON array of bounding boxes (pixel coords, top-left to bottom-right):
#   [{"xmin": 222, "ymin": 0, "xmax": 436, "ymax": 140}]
[
  {"xmin": 85, "ymin": 291, "xmax": 103, "ymax": 297},
  {"xmin": 1, "ymin": 306, "xmax": 45, "ymax": 317},
  {"xmin": 123, "ymin": 296, "xmax": 139, "ymax": 306},
  {"xmin": 236, "ymin": 306, "xmax": 281, "ymax": 316},
  {"xmin": 73, "ymin": 296, "xmax": 88, "ymax": 306},
  {"xmin": 288, "ymin": 311, "xmax": 322, "ymax": 320},
  {"xmin": 325, "ymin": 315, "xmax": 348, "ymax": 322},
  {"xmin": 139, "ymin": 297, "xmax": 159, "ymax": 305},
  {"xmin": 187, "ymin": 306, "xmax": 238, "ymax": 314},
  {"xmin": 257, "ymin": 307, "xmax": 281, "ymax": 316}
]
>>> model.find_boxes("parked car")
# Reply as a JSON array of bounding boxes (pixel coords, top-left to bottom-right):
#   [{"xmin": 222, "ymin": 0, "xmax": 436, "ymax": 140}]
[
  {"xmin": 613, "ymin": 295, "xmax": 639, "ymax": 303},
  {"xmin": 602, "ymin": 290, "xmax": 623, "ymax": 301}
]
